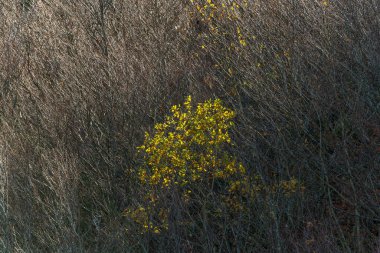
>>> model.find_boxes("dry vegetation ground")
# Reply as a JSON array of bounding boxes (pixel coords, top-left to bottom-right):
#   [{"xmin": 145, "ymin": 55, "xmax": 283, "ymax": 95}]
[{"xmin": 0, "ymin": 0, "xmax": 379, "ymax": 252}]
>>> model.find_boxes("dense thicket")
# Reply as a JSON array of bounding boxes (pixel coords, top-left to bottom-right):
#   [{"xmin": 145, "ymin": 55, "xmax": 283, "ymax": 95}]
[{"xmin": 0, "ymin": 0, "xmax": 379, "ymax": 252}]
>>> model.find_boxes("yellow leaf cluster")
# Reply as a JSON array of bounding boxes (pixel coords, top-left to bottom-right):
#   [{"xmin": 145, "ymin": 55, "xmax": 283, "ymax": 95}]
[
  {"xmin": 125, "ymin": 96, "xmax": 305, "ymax": 233},
  {"xmin": 138, "ymin": 96, "xmax": 242, "ymax": 189}
]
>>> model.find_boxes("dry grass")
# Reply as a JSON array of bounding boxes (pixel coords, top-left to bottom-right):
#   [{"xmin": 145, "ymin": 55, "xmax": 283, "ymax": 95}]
[{"xmin": 0, "ymin": 0, "xmax": 379, "ymax": 252}]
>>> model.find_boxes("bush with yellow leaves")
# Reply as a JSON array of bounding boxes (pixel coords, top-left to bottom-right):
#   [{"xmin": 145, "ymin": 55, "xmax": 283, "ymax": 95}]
[
  {"xmin": 124, "ymin": 96, "xmax": 248, "ymax": 233},
  {"xmin": 138, "ymin": 95, "xmax": 245, "ymax": 189},
  {"xmin": 125, "ymin": 96, "xmax": 303, "ymax": 235}
]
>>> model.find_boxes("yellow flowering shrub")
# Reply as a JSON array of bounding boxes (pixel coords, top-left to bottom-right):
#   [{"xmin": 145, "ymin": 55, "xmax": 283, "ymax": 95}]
[
  {"xmin": 124, "ymin": 96, "xmax": 247, "ymax": 234},
  {"xmin": 125, "ymin": 96, "xmax": 304, "ymax": 234},
  {"xmin": 138, "ymin": 95, "xmax": 245, "ymax": 190}
]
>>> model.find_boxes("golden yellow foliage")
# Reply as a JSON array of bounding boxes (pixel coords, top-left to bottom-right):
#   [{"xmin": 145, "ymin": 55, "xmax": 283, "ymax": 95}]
[
  {"xmin": 138, "ymin": 96, "xmax": 244, "ymax": 189},
  {"xmin": 125, "ymin": 96, "xmax": 304, "ymax": 234}
]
